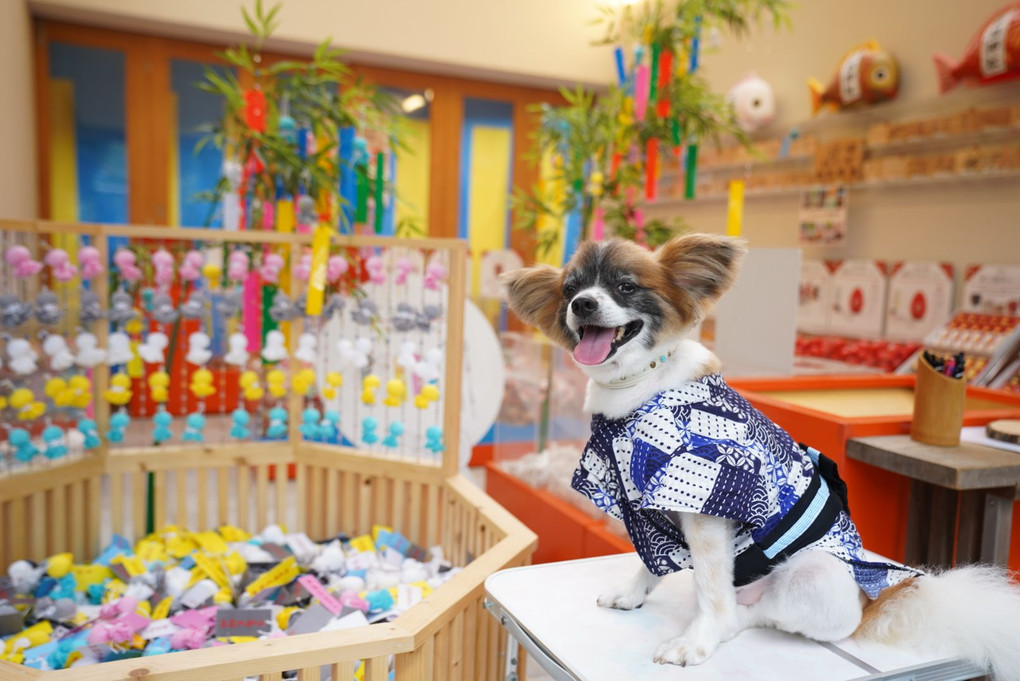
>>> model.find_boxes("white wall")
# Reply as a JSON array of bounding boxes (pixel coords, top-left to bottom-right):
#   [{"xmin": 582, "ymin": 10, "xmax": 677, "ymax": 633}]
[
  {"xmin": 699, "ymin": 0, "xmax": 1017, "ymax": 128},
  {"xmin": 648, "ymin": 0, "xmax": 1020, "ymax": 285},
  {"xmin": 0, "ymin": 0, "xmax": 38, "ymax": 220}
]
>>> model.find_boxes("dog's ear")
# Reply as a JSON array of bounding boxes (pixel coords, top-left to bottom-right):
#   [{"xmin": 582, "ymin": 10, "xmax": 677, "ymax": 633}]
[
  {"xmin": 656, "ymin": 234, "xmax": 747, "ymax": 317},
  {"xmin": 501, "ymin": 265, "xmax": 569, "ymax": 345}
]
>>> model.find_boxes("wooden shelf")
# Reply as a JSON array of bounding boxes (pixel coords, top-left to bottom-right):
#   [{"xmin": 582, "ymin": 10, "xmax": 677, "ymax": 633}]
[{"xmin": 645, "ymin": 168, "xmax": 1020, "ymax": 207}]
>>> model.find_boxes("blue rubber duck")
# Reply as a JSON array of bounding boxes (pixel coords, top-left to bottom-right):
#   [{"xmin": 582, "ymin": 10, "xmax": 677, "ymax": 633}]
[
  {"xmin": 266, "ymin": 406, "xmax": 289, "ymax": 439},
  {"xmin": 425, "ymin": 426, "xmax": 444, "ymax": 454},
  {"xmin": 42, "ymin": 425, "xmax": 68, "ymax": 459},
  {"xmin": 230, "ymin": 409, "xmax": 250, "ymax": 439},
  {"xmin": 321, "ymin": 410, "xmax": 340, "ymax": 442},
  {"xmin": 10, "ymin": 428, "xmax": 39, "ymax": 462},
  {"xmin": 181, "ymin": 413, "xmax": 206, "ymax": 442},
  {"xmin": 152, "ymin": 410, "xmax": 173, "ymax": 444},
  {"xmin": 382, "ymin": 421, "xmax": 404, "ymax": 448},
  {"xmin": 300, "ymin": 407, "xmax": 321, "ymax": 440},
  {"xmin": 77, "ymin": 418, "xmax": 101, "ymax": 450},
  {"xmin": 362, "ymin": 416, "xmax": 379, "ymax": 445},
  {"xmin": 107, "ymin": 411, "xmax": 131, "ymax": 443}
]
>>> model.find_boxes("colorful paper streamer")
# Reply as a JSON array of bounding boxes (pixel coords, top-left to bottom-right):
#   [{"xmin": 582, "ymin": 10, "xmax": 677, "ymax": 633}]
[
  {"xmin": 634, "ymin": 65, "xmax": 651, "ymax": 121},
  {"xmin": 726, "ymin": 180, "xmax": 745, "ymax": 237}
]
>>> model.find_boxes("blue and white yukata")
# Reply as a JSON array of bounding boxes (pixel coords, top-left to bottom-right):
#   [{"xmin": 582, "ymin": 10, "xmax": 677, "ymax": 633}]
[{"xmin": 571, "ymin": 373, "xmax": 917, "ymax": 599}]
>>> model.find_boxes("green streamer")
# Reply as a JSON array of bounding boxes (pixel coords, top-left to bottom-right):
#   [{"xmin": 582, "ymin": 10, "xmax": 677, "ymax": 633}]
[
  {"xmin": 374, "ymin": 152, "xmax": 385, "ymax": 234},
  {"xmin": 649, "ymin": 43, "xmax": 661, "ymax": 102},
  {"xmin": 355, "ymin": 164, "xmax": 369, "ymax": 224},
  {"xmin": 684, "ymin": 143, "xmax": 699, "ymax": 199}
]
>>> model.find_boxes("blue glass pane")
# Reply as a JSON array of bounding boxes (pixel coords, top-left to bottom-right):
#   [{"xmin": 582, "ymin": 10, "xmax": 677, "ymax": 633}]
[
  {"xmin": 48, "ymin": 42, "xmax": 127, "ymax": 225},
  {"xmin": 172, "ymin": 60, "xmax": 229, "ymax": 228}
]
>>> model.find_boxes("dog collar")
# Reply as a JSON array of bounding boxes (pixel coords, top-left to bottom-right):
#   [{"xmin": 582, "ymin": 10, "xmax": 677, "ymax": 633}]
[{"xmin": 593, "ymin": 348, "xmax": 676, "ymax": 390}]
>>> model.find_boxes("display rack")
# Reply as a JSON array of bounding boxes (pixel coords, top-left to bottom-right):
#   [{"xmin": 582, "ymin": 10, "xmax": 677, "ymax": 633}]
[{"xmin": 0, "ymin": 220, "xmax": 536, "ymax": 681}]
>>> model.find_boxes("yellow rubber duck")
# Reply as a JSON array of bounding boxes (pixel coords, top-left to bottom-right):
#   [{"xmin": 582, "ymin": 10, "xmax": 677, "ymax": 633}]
[
  {"xmin": 148, "ymin": 371, "xmax": 170, "ymax": 403},
  {"xmin": 240, "ymin": 370, "xmax": 265, "ymax": 402},
  {"xmin": 414, "ymin": 383, "xmax": 440, "ymax": 409},
  {"xmin": 266, "ymin": 369, "xmax": 288, "ymax": 399},
  {"xmin": 104, "ymin": 374, "xmax": 133, "ymax": 406},
  {"xmin": 383, "ymin": 378, "xmax": 406, "ymax": 407},
  {"xmin": 9, "ymin": 388, "xmax": 33, "ymax": 410},
  {"xmin": 292, "ymin": 368, "xmax": 316, "ymax": 396},
  {"xmin": 68, "ymin": 375, "xmax": 91, "ymax": 409},
  {"xmin": 322, "ymin": 371, "xmax": 343, "ymax": 399},
  {"xmin": 189, "ymin": 368, "xmax": 216, "ymax": 398},
  {"xmin": 45, "ymin": 378, "xmax": 71, "ymax": 407},
  {"xmin": 203, "ymin": 262, "xmax": 222, "ymax": 290},
  {"xmin": 126, "ymin": 343, "xmax": 145, "ymax": 379},
  {"xmin": 18, "ymin": 401, "xmax": 46, "ymax": 421},
  {"xmin": 361, "ymin": 374, "xmax": 381, "ymax": 405}
]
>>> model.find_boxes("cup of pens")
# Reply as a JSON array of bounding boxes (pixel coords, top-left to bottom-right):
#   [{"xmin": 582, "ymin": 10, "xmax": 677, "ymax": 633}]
[{"xmin": 911, "ymin": 350, "xmax": 966, "ymax": 447}]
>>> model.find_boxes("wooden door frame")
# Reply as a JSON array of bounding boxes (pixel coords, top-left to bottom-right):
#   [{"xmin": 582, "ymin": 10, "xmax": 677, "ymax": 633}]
[{"xmin": 34, "ymin": 19, "xmax": 563, "ymax": 257}]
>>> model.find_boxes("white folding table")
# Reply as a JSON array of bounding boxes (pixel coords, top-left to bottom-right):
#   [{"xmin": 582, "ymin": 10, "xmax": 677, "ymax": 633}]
[{"xmin": 484, "ymin": 553, "xmax": 984, "ymax": 681}]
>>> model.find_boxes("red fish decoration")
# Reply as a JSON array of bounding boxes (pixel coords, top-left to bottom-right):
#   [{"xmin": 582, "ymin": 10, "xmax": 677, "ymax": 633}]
[
  {"xmin": 934, "ymin": 3, "xmax": 1020, "ymax": 93},
  {"xmin": 808, "ymin": 41, "xmax": 900, "ymax": 115}
]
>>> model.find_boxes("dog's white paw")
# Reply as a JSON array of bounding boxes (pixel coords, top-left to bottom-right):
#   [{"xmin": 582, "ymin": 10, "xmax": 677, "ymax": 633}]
[
  {"xmin": 652, "ymin": 632, "xmax": 719, "ymax": 667},
  {"xmin": 596, "ymin": 585, "xmax": 647, "ymax": 610}
]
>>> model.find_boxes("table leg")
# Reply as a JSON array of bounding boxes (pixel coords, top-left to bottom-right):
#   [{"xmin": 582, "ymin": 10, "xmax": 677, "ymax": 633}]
[
  {"xmin": 904, "ymin": 480, "xmax": 932, "ymax": 566},
  {"xmin": 926, "ymin": 486, "xmax": 958, "ymax": 567},
  {"xmin": 956, "ymin": 490, "xmax": 985, "ymax": 565},
  {"xmin": 980, "ymin": 487, "xmax": 1015, "ymax": 566}
]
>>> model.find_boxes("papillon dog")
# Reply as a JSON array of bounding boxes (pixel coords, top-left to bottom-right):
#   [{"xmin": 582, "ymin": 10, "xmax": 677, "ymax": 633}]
[{"xmin": 503, "ymin": 234, "xmax": 1020, "ymax": 678}]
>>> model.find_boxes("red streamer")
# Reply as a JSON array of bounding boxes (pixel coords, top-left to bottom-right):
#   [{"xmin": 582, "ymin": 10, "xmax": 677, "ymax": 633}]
[{"xmin": 645, "ymin": 138, "xmax": 659, "ymax": 200}]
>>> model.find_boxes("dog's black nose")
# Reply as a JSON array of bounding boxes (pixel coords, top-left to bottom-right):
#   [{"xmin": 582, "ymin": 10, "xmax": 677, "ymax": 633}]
[{"xmin": 571, "ymin": 296, "xmax": 598, "ymax": 316}]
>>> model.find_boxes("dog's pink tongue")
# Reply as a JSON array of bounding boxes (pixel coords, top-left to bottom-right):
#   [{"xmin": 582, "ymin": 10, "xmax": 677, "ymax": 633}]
[{"xmin": 573, "ymin": 326, "xmax": 615, "ymax": 365}]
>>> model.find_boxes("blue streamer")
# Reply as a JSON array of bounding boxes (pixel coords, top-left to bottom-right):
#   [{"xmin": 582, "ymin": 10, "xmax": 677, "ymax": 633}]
[
  {"xmin": 562, "ymin": 207, "xmax": 582, "ymax": 266},
  {"xmin": 338, "ymin": 126, "xmax": 356, "ymax": 232},
  {"xmin": 614, "ymin": 47, "xmax": 627, "ymax": 88},
  {"xmin": 689, "ymin": 17, "xmax": 702, "ymax": 73}
]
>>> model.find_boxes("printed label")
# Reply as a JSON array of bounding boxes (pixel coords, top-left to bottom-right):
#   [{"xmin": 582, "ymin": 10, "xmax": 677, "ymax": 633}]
[
  {"xmin": 193, "ymin": 554, "xmax": 231, "ymax": 590},
  {"xmin": 214, "ymin": 608, "xmax": 272, "ymax": 638},
  {"xmin": 243, "ymin": 557, "xmax": 299, "ymax": 598},
  {"xmin": 297, "ymin": 575, "xmax": 343, "ymax": 616},
  {"xmin": 839, "ymin": 52, "xmax": 863, "ymax": 104},
  {"xmin": 981, "ymin": 10, "xmax": 1016, "ymax": 77}
]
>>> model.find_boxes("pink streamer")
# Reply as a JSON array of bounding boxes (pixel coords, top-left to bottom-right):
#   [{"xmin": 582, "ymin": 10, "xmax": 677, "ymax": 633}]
[
  {"xmin": 634, "ymin": 65, "xmax": 651, "ymax": 121},
  {"xmin": 243, "ymin": 271, "xmax": 261, "ymax": 356},
  {"xmin": 591, "ymin": 207, "xmax": 605, "ymax": 242}
]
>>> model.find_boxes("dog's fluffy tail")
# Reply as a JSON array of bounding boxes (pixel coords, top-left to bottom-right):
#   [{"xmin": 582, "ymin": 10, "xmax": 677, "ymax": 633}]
[{"xmin": 855, "ymin": 565, "xmax": 1020, "ymax": 680}]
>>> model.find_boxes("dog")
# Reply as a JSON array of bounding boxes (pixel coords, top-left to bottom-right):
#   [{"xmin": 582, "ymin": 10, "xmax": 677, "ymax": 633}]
[{"xmin": 503, "ymin": 234, "xmax": 1020, "ymax": 678}]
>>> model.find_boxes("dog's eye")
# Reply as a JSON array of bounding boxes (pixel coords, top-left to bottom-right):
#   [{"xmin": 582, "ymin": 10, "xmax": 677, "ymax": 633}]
[
  {"xmin": 617, "ymin": 282, "xmax": 636, "ymax": 294},
  {"xmin": 563, "ymin": 283, "xmax": 576, "ymax": 298}
]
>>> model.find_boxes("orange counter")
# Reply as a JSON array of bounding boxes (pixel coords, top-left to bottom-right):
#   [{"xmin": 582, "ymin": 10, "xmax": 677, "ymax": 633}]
[{"xmin": 485, "ymin": 374, "xmax": 1020, "ymax": 568}]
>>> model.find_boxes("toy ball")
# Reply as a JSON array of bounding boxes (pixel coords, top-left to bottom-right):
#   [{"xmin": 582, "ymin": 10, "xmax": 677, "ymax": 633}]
[
  {"xmin": 414, "ymin": 395, "xmax": 430, "ymax": 409},
  {"xmin": 363, "ymin": 375, "xmax": 381, "ymax": 389},
  {"xmin": 111, "ymin": 412, "xmax": 131, "ymax": 429},
  {"xmin": 203, "ymin": 261, "xmax": 223, "ymax": 286},
  {"xmin": 726, "ymin": 72, "xmax": 776, "ymax": 132},
  {"xmin": 421, "ymin": 384, "xmax": 440, "ymax": 402}
]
